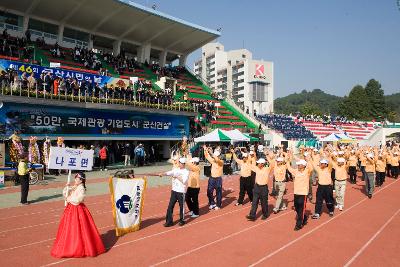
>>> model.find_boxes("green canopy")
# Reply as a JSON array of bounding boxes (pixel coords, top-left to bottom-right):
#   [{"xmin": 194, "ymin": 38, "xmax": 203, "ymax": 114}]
[
  {"xmin": 243, "ymin": 133, "xmax": 259, "ymax": 142},
  {"xmin": 194, "ymin": 129, "xmax": 232, "ymax": 142}
]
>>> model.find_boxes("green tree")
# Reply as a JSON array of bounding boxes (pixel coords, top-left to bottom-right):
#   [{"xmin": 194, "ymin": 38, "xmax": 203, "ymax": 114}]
[
  {"xmin": 364, "ymin": 79, "xmax": 387, "ymax": 120},
  {"xmin": 339, "ymin": 85, "xmax": 370, "ymax": 120},
  {"xmin": 300, "ymin": 102, "xmax": 321, "ymax": 115}
]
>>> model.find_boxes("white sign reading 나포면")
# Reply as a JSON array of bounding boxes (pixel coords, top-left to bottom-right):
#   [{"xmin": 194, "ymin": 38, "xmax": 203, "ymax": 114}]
[
  {"xmin": 48, "ymin": 147, "xmax": 94, "ymax": 171},
  {"xmin": 109, "ymin": 177, "xmax": 146, "ymax": 236}
]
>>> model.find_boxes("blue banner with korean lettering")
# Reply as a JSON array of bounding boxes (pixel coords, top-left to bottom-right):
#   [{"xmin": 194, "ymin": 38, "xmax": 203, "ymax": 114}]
[
  {"xmin": 0, "ymin": 102, "xmax": 189, "ymax": 139},
  {"xmin": 0, "ymin": 59, "xmax": 130, "ymax": 88}
]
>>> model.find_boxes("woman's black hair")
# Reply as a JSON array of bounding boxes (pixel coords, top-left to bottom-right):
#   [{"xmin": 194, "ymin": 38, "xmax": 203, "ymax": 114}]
[
  {"xmin": 80, "ymin": 178, "xmax": 87, "ymax": 190},
  {"xmin": 77, "ymin": 172, "xmax": 87, "ymax": 190}
]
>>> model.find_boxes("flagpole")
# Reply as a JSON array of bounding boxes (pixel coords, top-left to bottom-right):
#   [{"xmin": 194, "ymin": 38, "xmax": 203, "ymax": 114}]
[{"xmin": 65, "ymin": 170, "xmax": 72, "ymax": 206}]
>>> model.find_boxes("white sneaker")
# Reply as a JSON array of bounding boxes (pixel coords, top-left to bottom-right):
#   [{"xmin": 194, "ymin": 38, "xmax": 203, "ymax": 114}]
[
  {"xmin": 339, "ymin": 206, "xmax": 343, "ymax": 211},
  {"xmin": 188, "ymin": 211, "xmax": 193, "ymax": 216},
  {"xmin": 280, "ymin": 206, "xmax": 287, "ymax": 211},
  {"xmin": 191, "ymin": 214, "xmax": 199, "ymax": 218},
  {"xmin": 235, "ymin": 203, "xmax": 242, "ymax": 206},
  {"xmin": 105, "ymin": 168, "xmax": 108, "ymax": 171},
  {"xmin": 213, "ymin": 206, "xmax": 220, "ymax": 210},
  {"xmin": 209, "ymin": 204, "xmax": 216, "ymax": 210},
  {"xmin": 335, "ymin": 205, "xmax": 339, "ymax": 209}
]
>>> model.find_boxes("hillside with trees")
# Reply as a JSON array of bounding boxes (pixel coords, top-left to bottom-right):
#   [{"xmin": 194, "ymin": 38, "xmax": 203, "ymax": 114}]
[{"xmin": 274, "ymin": 79, "xmax": 399, "ymax": 122}]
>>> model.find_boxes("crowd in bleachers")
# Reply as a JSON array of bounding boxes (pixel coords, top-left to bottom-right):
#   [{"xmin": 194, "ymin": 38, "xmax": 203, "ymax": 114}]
[
  {"xmin": 1, "ymin": 29, "xmax": 34, "ymax": 61},
  {"xmin": 104, "ymin": 51, "xmax": 143, "ymax": 75},
  {"xmin": 257, "ymin": 114, "xmax": 315, "ymax": 140},
  {"xmin": 0, "ymin": 66, "xmax": 177, "ymax": 106},
  {"xmin": 151, "ymin": 64, "xmax": 185, "ymax": 79},
  {"xmin": 293, "ymin": 113, "xmax": 370, "ymax": 128}
]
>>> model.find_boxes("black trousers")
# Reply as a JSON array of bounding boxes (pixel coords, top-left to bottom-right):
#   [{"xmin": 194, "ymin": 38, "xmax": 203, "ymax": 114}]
[
  {"xmin": 391, "ymin": 166, "xmax": 399, "ymax": 179},
  {"xmin": 237, "ymin": 176, "xmax": 253, "ymax": 204},
  {"xmin": 349, "ymin": 166, "xmax": 357, "ymax": 183},
  {"xmin": 185, "ymin": 187, "xmax": 200, "ymax": 215},
  {"xmin": 166, "ymin": 190, "xmax": 185, "ymax": 224},
  {"xmin": 376, "ymin": 172, "xmax": 385, "ymax": 186},
  {"xmin": 294, "ymin": 195, "xmax": 308, "ymax": 227},
  {"xmin": 331, "ymin": 169, "xmax": 336, "ymax": 185},
  {"xmin": 249, "ymin": 184, "xmax": 268, "ymax": 218},
  {"xmin": 315, "ymin": 184, "xmax": 334, "ymax": 215},
  {"xmin": 100, "ymin": 158, "xmax": 107, "ymax": 170},
  {"xmin": 386, "ymin": 164, "xmax": 392, "ymax": 177},
  {"xmin": 20, "ymin": 174, "xmax": 29, "ymax": 203}
]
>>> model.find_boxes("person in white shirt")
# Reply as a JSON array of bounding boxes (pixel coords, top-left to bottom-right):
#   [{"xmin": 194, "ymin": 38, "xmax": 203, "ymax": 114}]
[{"xmin": 159, "ymin": 158, "xmax": 189, "ymax": 227}]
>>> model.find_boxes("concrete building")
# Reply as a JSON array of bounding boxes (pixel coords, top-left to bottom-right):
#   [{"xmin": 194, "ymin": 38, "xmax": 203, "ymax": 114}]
[{"xmin": 194, "ymin": 42, "xmax": 274, "ymax": 115}]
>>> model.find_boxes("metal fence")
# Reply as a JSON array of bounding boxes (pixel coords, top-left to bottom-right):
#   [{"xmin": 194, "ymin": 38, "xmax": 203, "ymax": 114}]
[{"xmin": 0, "ymin": 82, "xmax": 199, "ymax": 113}]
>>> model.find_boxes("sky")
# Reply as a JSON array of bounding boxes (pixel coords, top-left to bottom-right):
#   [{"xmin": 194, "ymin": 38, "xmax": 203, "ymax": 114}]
[{"xmin": 136, "ymin": 0, "xmax": 400, "ymax": 98}]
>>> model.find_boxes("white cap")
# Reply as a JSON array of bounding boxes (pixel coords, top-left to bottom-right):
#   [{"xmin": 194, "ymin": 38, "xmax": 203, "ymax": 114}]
[
  {"xmin": 276, "ymin": 157, "xmax": 284, "ymax": 162},
  {"xmin": 257, "ymin": 145, "xmax": 264, "ymax": 151},
  {"xmin": 337, "ymin": 158, "xmax": 346, "ymax": 163},
  {"xmin": 190, "ymin": 157, "xmax": 200, "ymax": 163},
  {"xmin": 394, "ymin": 152, "xmax": 399, "ymax": 155},
  {"xmin": 320, "ymin": 159, "xmax": 329, "ymax": 164},
  {"xmin": 249, "ymin": 151, "xmax": 255, "ymax": 155},
  {"xmin": 213, "ymin": 151, "xmax": 221, "ymax": 157},
  {"xmin": 313, "ymin": 148, "xmax": 319, "ymax": 152},
  {"xmin": 296, "ymin": 159, "xmax": 308, "ymax": 166},
  {"xmin": 256, "ymin": 158, "xmax": 266, "ymax": 164},
  {"xmin": 179, "ymin": 158, "xmax": 186, "ymax": 164},
  {"xmin": 242, "ymin": 153, "xmax": 248, "ymax": 158},
  {"xmin": 367, "ymin": 153, "xmax": 374, "ymax": 158}
]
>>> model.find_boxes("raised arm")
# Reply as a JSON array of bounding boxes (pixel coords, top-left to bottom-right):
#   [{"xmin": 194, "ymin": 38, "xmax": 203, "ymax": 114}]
[{"xmin": 203, "ymin": 145, "xmax": 214, "ymax": 164}]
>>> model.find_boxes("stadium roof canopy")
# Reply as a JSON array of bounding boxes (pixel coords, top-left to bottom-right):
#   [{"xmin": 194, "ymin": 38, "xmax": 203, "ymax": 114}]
[{"xmin": 0, "ymin": 0, "xmax": 220, "ymax": 60}]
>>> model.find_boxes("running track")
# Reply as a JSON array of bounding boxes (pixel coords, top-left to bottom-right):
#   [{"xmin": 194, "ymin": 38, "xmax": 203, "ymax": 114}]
[{"xmin": 0, "ymin": 175, "xmax": 399, "ymax": 267}]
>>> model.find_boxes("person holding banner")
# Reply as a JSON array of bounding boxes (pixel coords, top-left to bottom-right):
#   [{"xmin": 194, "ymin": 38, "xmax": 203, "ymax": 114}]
[
  {"xmin": 51, "ymin": 172, "xmax": 105, "ymax": 258},
  {"xmin": 159, "ymin": 158, "xmax": 189, "ymax": 227}
]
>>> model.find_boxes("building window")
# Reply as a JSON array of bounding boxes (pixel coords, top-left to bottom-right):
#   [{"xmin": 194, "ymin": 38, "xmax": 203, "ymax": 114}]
[
  {"xmin": 0, "ymin": 11, "xmax": 21, "ymax": 27},
  {"xmin": 28, "ymin": 18, "xmax": 58, "ymax": 35}
]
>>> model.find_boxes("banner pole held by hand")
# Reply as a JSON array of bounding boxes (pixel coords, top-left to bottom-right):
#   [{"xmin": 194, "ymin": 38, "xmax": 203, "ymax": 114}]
[{"xmin": 65, "ymin": 170, "xmax": 72, "ymax": 206}]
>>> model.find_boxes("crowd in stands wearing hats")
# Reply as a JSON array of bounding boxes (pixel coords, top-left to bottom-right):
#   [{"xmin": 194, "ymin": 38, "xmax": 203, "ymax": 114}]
[{"xmin": 257, "ymin": 114, "xmax": 315, "ymax": 140}]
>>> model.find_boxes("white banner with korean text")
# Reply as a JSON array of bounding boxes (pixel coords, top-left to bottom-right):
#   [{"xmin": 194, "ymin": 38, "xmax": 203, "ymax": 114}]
[
  {"xmin": 109, "ymin": 177, "xmax": 146, "ymax": 236},
  {"xmin": 48, "ymin": 147, "xmax": 94, "ymax": 170}
]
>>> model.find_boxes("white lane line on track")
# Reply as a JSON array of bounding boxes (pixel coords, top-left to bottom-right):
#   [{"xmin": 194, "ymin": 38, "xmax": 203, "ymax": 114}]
[
  {"xmin": 0, "ymin": 179, "xmax": 237, "ymax": 231},
  {"xmin": 39, "ymin": 186, "xmax": 269, "ymax": 267},
  {"xmin": 0, "ymin": 181, "xmax": 242, "ymax": 251},
  {"xmin": 150, "ymin": 209, "xmax": 293, "ymax": 266},
  {"xmin": 248, "ymin": 178, "xmax": 400, "ymax": 267},
  {"xmin": 343, "ymin": 207, "xmax": 400, "ymax": 267}
]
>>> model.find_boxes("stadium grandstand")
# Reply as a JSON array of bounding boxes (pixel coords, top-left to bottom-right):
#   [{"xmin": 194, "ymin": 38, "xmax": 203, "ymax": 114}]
[{"xmin": 0, "ymin": 0, "xmax": 262, "ymax": 159}]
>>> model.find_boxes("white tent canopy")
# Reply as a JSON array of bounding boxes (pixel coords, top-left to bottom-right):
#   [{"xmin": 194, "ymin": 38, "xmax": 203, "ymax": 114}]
[
  {"xmin": 194, "ymin": 129, "xmax": 249, "ymax": 143},
  {"xmin": 320, "ymin": 133, "xmax": 355, "ymax": 142},
  {"xmin": 320, "ymin": 133, "xmax": 341, "ymax": 142}
]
